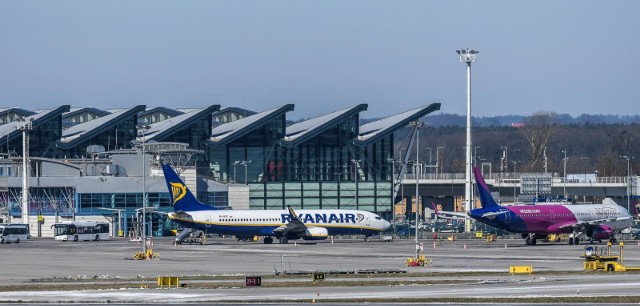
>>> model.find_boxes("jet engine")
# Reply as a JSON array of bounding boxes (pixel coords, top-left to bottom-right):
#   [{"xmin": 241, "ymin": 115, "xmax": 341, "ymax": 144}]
[
  {"xmin": 587, "ymin": 225, "xmax": 614, "ymax": 241},
  {"xmin": 303, "ymin": 227, "xmax": 329, "ymax": 240}
]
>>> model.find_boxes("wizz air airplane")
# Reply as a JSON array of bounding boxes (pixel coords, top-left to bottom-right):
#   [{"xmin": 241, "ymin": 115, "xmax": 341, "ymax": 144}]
[
  {"xmin": 438, "ymin": 167, "xmax": 633, "ymax": 245},
  {"xmin": 161, "ymin": 162, "xmax": 391, "ymax": 244}
]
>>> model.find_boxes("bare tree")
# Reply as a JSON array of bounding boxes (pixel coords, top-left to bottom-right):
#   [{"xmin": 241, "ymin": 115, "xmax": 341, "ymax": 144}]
[{"xmin": 521, "ymin": 112, "xmax": 559, "ymax": 172}]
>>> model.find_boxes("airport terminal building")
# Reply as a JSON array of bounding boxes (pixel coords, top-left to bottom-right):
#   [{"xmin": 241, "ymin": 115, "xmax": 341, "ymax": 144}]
[{"xmin": 0, "ymin": 104, "xmax": 440, "ymax": 237}]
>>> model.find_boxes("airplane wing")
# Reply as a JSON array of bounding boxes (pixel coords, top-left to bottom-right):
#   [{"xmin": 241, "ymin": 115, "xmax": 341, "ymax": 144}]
[
  {"xmin": 550, "ymin": 215, "xmax": 632, "ymax": 232},
  {"xmin": 585, "ymin": 216, "xmax": 632, "ymax": 225},
  {"xmin": 481, "ymin": 210, "xmax": 509, "ymax": 218},
  {"xmin": 553, "ymin": 220, "xmax": 602, "ymax": 230},
  {"xmin": 272, "ymin": 206, "xmax": 307, "ymax": 238},
  {"xmin": 168, "ymin": 210, "xmax": 194, "ymax": 221},
  {"xmin": 551, "ymin": 221, "xmax": 581, "ymax": 231},
  {"xmin": 438, "ymin": 211, "xmax": 470, "ymax": 219},
  {"xmin": 431, "ymin": 202, "xmax": 470, "ymax": 219}
]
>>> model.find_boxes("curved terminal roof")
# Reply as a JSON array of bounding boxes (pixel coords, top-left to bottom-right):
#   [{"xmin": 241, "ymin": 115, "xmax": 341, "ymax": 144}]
[
  {"xmin": 208, "ymin": 104, "xmax": 294, "ymax": 146},
  {"xmin": 140, "ymin": 105, "xmax": 220, "ymax": 141},
  {"xmin": 62, "ymin": 107, "xmax": 111, "ymax": 120},
  {"xmin": 215, "ymin": 106, "xmax": 257, "ymax": 118},
  {"xmin": 58, "ymin": 105, "xmax": 145, "ymax": 148},
  {"xmin": 283, "ymin": 104, "xmax": 368, "ymax": 146},
  {"xmin": 357, "ymin": 103, "xmax": 441, "ymax": 144},
  {"xmin": 0, "ymin": 107, "xmax": 36, "ymax": 122},
  {"xmin": 138, "ymin": 106, "xmax": 184, "ymax": 119},
  {"xmin": 0, "ymin": 105, "xmax": 70, "ymax": 145}
]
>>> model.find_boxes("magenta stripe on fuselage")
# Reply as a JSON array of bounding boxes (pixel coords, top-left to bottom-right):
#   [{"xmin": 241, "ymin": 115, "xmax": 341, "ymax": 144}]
[{"xmin": 507, "ymin": 205, "xmax": 577, "ymax": 233}]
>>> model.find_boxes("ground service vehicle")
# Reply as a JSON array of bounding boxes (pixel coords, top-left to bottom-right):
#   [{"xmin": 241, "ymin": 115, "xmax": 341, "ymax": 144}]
[
  {"xmin": 0, "ymin": 224, "xmax": 29, "ymax": 244},
  {"xmin": 53, "ymin": 221, "xmax": 110, "ymax": 242}
]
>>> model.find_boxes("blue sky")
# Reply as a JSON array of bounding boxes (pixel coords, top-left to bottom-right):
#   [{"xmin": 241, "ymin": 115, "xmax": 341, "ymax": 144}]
[{"xmin": 1, "ymin": 1, "xmax": 638, "ymax": 119}]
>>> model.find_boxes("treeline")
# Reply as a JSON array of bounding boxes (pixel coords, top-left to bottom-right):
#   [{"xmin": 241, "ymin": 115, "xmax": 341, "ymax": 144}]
[
  {"xmin": 397, "ymin": 118, "xmax": 639, "ymax": 177},
  {"xmin": 421, "ymin": 113, "xmax": 640, "ymax": 127}
]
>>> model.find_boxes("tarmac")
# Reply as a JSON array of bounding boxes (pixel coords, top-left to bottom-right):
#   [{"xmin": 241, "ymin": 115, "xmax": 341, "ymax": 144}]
[{"xmin": 1, "ymin": 235, "xmax": 640, "ymax": 303}]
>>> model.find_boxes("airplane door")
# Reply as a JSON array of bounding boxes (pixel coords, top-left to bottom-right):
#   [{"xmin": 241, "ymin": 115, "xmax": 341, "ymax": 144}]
[
  {"xmin": 504, "ymin": 211, "xmax": 511, "ymax": 224},
  {"xmin": 205, "ymin": 215, "xmax": 212, "ymax": 228},
  {"xmin": 365, "ymin": 215, "xmax": 370, "ymax": 226}
]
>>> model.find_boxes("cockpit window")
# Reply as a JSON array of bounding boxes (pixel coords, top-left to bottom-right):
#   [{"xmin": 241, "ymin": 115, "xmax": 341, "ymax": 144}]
[{"xmin": 375, "ymin": 217, "xmax": 381, "ymax": 220}]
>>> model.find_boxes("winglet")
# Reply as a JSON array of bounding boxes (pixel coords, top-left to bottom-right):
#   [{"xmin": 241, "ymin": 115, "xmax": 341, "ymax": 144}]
[
  {"xmin": 473, "ymin": 167, "xmax": 500, "ymax": 209},
  {"xmin": 287, "ymin": 205, "xmax": 300, "ymax": 221}
]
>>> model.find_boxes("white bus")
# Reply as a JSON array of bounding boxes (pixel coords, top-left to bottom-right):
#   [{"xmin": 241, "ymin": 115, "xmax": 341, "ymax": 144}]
[
  {"xmin": 0, "ymin": 224, "xmax": 30, "ymax": 244},
  {"xmin": 53, "ymin": 221, "xmax": 110, "ymax": 242}
]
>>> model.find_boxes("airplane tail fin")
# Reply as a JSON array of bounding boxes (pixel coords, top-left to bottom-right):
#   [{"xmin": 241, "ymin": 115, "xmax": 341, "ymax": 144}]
[
  {"xmin": 473, "ymin": 167, "xmax": 500, "ymax": 209},
  {"xmin": 161, "ymin": 161, "xmax": 218, "ymax": 212},
  {"xmin": 431, "ymin": 202, "xmax": 441, "ymax": 216}
]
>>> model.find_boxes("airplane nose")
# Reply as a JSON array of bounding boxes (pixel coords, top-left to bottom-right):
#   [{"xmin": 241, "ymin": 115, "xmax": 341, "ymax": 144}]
[{"xmin": 382, "ymin": 220, "xmax": 391, "ymax": 230}]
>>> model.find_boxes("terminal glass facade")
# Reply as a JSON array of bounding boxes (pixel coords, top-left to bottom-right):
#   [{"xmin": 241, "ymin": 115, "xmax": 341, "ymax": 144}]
[
  {"xmin": 2, "ymin": 115, "xmax": 65, "ymax": 158},
  {"xmin": 60, "ymin": 115, "xmax": 139, "ymax": 158},
  {"xmin": 3, "ymin": 187, "xmax": 76, "ymax": 217},
  {"xmin": 207, "ymin": 109, "xmax": 394, "ymax": 215},
  {"xmin": 152, "ymin": 114, "xmax": 213, "ymax": 156},
  {"xmin": 76, "ymin": 190, "xmax": 228, "ymax": 237}
]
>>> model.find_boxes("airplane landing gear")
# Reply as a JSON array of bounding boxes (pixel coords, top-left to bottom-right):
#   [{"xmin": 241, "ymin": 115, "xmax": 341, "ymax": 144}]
[
  {"xmin": 279, "ymin": 237, "xmax": 289, "ymax": 244},
  {"xmin": 524, "ymin": 234, "xmax": 538, "ymax": 245},
  {"xmin": 525, "ymin": 235, "xmax": 537, "ymax": 246},
  {"xmin": 569, "ymin": 232, "xmax": 582, "ymax": 245},
  {"xmin": 264, "ymin": 237, "xmax": 273, "ymax": 244}
]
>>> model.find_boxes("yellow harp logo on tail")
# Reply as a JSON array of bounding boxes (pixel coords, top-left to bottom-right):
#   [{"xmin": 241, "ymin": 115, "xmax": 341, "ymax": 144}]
[{"xmin": 170, "ymin": 182, "xmax": 187, "ymax": 205}]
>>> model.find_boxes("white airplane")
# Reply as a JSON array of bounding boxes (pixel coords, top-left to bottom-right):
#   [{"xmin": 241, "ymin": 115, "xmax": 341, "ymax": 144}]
[
  {"xmin": 162, "ymin": 161, "xmax": 391, "ymax": 244},
  {"xmin": 437, "ymin": 167, "xmax": 633, "ymax": 245}
]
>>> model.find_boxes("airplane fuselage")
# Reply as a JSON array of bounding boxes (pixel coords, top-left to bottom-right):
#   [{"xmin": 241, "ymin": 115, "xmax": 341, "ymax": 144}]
[
  {"xmin": 170, "ymin": 209, "xmax": 389, "ymax": 237},
  {"xmin": 470, "ymin": 204, "xmax": 632, "ymax": 234}
]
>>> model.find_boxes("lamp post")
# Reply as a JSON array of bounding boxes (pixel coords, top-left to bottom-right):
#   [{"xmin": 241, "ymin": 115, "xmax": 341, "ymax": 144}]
[
  {"xmin": 409, "ymin": 121, "xmax": 423, "ymax": 259},
  {"xmin": 387, "ymin": 158, "xmax": 397, "ymax": 236},
  {"xmin": 512, "ymin": 160, "xmax": 520, "ymax": 203},
  {"xmin": 425, "ymin": 147, "xmax": 432, "ymax": 175},
  {"xmin": 543, "ymin": 148, "xmax": 548, "ymax": 174},
  {"xmin": 473, "ymin": 146, "xmax": 481, "ymax": 167},
  {"xmin": 136, "ymin": 124, "xmax": 150, "ymax": 256},
  {"xmin": 457, "ymin": 48, "xmax": 477, "ymax": 233},
  {"xmin": 562, "ymin": 150, "xmax": 568, "ymax": 199},
  {"xmin": 621, "ymin": 156, "xmax": 635, "ymax": 212},
  {"xmin": 436, "ymin": 146, "xmax": 443, "ymax": 177},
  {"xmin": 500, "ymin": 146, "xmax": 508, "ymax": 173},
  {"xmin": 351, "ymin": 159, "xmax": 360, "ymax": 210},
  {"xmin": 17, "ymin": 119, "xmax": 32, "ymax": 226},
  {"xmin": 581, "ymin": 157, "xmax": 589, "ymax": 182},
  {"xmin": 233, "ymin": 161, "xmax": 240, "ymax": 183},
  {"xmin": 241, "ymin": 160, "xmax": 252, "ymax": 184}
]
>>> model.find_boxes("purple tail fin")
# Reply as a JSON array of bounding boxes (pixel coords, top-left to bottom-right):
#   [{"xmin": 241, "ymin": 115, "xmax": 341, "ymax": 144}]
[{"xmin": 473, "ymin": 167, "xmax": 499, "ymax": 209}]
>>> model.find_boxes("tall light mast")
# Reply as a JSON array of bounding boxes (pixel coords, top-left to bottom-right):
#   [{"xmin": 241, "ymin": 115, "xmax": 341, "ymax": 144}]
[
  {"xmin": 137, "ymin": 124, "xmax": 151, "ymax": 257},
  {"xmin": 17, "ymin": 119, "xmax": 32, "ymax": 226},
  {"xmin": 409, "ymin": 120, "xmax": 423, "ymax": 259},
  {"xmin": 621, "ymin": 155, "xmax": 635, "ymax": 213},
  {"xmin": 457, "ymin": 48, "xmax": 478, "ymax": 232}
]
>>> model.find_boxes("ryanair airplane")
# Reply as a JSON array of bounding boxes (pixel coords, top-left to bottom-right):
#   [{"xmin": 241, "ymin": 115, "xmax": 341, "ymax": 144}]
[{"xmin": 162, "ymin": 162, "xmax": 391, "ymax": 244}]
